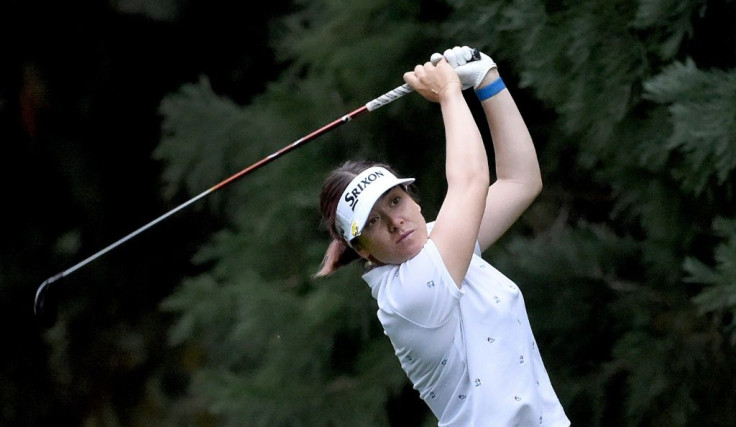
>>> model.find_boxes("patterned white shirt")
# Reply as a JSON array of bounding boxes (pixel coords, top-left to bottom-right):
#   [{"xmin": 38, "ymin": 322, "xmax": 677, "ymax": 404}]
[{"xmin": 362, "ymin": 225, "xmax": 570, "ymax": 426}]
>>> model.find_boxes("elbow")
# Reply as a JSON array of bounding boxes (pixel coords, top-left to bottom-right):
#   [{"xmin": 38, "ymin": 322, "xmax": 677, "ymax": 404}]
[
  {"xmin": 476, "ymin": 164, "xmax": 492, "ymax": 189},
  {"xmin": 520, "ymin": 170, "xmax": 543, "ymax": 204},
  {"xmin": 475, "ymin": 174, "xmax": 493, "ymax": 196},
  {"xmin": 527, "ymin": 173, "xmax": 543, "ymax": 203},
  {"xmin": 447, "ymin": 168, "xmax": 491, "ymax": 191},
  {"xmin": 532, "ymin": 174, "xmax": 543, "ymax": 198}
]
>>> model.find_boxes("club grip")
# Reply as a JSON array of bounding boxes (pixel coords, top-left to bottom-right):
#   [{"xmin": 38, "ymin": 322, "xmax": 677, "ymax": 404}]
[{"xmin": 365, "ymin": 83, "xmax": 414, "ymax": 111}]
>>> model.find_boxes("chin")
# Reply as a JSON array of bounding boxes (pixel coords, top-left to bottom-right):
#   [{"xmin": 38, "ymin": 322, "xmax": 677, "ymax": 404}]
[{"xmin": 403, "ymin": 242, "xmax": 425, "ymax": 262}]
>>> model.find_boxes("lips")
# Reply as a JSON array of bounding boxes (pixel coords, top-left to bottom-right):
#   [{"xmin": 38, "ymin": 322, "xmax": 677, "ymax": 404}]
[{"xmin": 397, "ymin": 230, "xmax": 413, "ymax": 244}]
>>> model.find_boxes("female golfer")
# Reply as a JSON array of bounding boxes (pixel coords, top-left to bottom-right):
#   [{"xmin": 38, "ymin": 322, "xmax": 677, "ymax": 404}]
[{"xmin": 316, "ymin": 46, "xmax": 570, "ymax": 426}]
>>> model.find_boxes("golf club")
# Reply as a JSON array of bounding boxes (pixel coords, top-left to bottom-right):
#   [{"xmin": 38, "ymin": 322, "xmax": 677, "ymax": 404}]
[
  {"xmin": 34, "ymin": 48, "xmax": 482, "ymax": 328},
  {"xmin": 33, "ymin": 82, "xmax": 415, "ymax": 328}
]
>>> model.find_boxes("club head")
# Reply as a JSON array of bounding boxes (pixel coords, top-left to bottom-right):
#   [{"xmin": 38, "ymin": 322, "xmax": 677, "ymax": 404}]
[{"xmin": 34, "ymin": 275, "xmax": 61, "ymax": 328}]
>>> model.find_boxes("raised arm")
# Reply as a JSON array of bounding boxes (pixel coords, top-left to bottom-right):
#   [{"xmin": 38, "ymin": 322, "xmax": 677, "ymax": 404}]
[
  {"xmin": 475, "ymin": 68, "xmax": 542, "ymax": 251},
  {"xmin": 403, "ymin": 60, "xmax": 489, "ymax": 287},
  {"xmin": 439, "ymin": 46, "xmax": 542, "ymax": 252}
]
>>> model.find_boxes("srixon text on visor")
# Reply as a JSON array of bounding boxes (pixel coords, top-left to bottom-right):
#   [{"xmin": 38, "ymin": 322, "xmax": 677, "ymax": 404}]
[{"xmin": 344, "ymin": 170, "xmax": 385, "ymax": 211}]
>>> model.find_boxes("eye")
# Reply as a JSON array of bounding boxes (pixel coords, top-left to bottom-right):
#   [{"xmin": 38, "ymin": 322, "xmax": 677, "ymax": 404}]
[
  {"xmin": 366, "ymin": 216, "xmax": 379, "ymax": 228},
  {"xmin": 390, "ymin": 196, "xmax": 401, "ymax": 206}
]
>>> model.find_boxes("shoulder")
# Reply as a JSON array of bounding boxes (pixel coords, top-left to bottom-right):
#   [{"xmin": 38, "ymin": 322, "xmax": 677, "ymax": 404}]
[
  {"xmin": 427, "ymin": 221, "xmax": 482, "ymax": 257},
  {"xmin": 364, "ymin": 240, "xmax": 463, "ymax": 327}
]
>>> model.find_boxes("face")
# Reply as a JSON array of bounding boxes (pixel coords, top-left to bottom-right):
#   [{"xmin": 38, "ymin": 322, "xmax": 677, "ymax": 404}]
[{"xmin": 354, "ymin": 186, "xmax": 428, "ymax": 265}]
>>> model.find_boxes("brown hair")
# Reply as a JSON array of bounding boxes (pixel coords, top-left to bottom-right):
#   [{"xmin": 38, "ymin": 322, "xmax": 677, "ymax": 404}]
[{"xmin": 315, "ymin": 160, "xmax": 409, "ymax": 277}]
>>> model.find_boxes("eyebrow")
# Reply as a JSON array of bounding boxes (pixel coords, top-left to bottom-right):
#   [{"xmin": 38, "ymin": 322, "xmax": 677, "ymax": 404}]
[{"xmin": 368, "ymin": 186, "xmax": 402, "ymax": 215}]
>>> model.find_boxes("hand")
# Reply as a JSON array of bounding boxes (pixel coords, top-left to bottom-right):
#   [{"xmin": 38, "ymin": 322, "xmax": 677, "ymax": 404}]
[
  {"xmin": 403, "ymin": 60, "xmax": 462, "ymax": 103},
  {"xmin": 430, "ymin": 46, "xmax": 496, "ymax": 90}
]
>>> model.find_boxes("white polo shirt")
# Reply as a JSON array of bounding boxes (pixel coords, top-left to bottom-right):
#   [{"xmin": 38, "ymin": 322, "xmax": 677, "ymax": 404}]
[{"xmin": 362, "ymin": 226, "xmax": 570, "ymax": 426}]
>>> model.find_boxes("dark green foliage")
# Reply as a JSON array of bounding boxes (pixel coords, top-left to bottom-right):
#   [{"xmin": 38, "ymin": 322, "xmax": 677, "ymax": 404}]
[
  {"xmin": 158, "ymin": 0, "xmax": 736, "ymax": 424},
  {"xmin": 9, "ymin": 0, "xmax": 734, "ymax": 425}
]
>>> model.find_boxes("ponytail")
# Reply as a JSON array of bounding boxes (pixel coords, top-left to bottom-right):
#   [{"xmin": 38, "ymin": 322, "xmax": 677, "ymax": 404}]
[{"xmin": 314, "ymin": 238, "xmax": 362, "ymax": 278}]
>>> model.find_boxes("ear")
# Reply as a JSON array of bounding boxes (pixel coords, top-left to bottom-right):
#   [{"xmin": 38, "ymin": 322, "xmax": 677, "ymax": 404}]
[
  {"xmin": 352, "ymin": 239, "xmax": 371, "ymax": 260},
  {"xmin": 354, "ymin": 239, "xmax": 385, "ymax": 267}
]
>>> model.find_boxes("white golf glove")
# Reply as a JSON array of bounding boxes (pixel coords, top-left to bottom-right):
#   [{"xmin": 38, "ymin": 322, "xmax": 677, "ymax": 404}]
[{"xmin": 430, "ymin": 46, "xmax": 497, "ymax": 90}]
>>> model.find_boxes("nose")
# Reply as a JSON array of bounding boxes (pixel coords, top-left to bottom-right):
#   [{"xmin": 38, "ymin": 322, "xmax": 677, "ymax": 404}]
[{"xmin": 386, "ymin": 213, "xmax": 403, "ymax": 232}]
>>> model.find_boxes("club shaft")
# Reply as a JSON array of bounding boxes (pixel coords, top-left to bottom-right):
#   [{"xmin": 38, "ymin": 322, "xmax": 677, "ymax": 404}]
[
  {"xmin": 48, "ymin": 83, "xmax": 414, "ymax": 282},
  {"xmin": 60, "ymin": 191, "xmax": 211, "ymax": 278}
]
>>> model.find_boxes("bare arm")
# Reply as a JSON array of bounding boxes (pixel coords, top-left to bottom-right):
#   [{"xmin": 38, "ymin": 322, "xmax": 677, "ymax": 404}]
[
  {"xmin": 476, "ymin": 68, "xmax": 543, "ymax": 251},
  {"xmin": 404, "ymin": 61, "xmax": 490, "ymax": 287}
]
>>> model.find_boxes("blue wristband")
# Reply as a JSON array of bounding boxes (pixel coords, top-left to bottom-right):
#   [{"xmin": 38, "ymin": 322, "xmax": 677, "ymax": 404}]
[{"xmin": 475, "ymin": 77, "xmax": 506, "ymax": 101}]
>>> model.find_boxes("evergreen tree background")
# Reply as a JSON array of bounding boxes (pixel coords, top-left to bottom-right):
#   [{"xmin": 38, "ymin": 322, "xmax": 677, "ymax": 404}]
[{"xmin": 2, "ymin": 0, "xmax": 735, "ymax": 426}]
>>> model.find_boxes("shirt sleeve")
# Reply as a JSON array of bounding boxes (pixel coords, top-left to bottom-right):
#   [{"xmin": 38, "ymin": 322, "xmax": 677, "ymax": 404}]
[{"xmin": 380, "ymin": 239, "xmax": 464, "ymax": 328}]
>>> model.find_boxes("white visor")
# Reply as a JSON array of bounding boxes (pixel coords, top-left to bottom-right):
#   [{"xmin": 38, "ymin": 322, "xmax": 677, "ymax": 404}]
[{"xmin": 335, "ymin": 166, "xmax": 414, "ymax": 243}]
